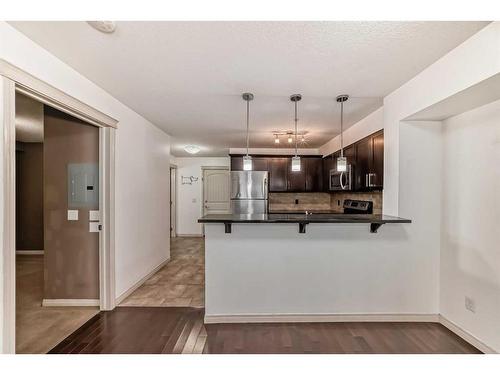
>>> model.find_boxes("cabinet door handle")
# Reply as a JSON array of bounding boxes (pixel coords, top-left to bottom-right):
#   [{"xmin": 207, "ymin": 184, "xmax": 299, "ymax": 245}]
[{"xmin": 365, "ymin": 174, "xmax": 368, "ymax": 187}]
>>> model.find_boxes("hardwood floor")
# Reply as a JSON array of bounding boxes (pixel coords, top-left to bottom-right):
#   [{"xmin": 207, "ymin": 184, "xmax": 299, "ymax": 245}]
[
  {"xmin": 120, "ymin": 237, "xmax": 204, "ymax": 308},
  {"xmin": 49, "ymin": 307, "xmax": 481, "ymax": 354},
  {"xmin": 16, "ymin": 254, "xmax": 99, "ymax": 354}
]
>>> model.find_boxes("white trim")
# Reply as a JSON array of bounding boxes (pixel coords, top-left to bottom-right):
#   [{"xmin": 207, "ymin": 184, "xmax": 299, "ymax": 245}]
[
  {"xmin": 439, "ymin": 315, "xmax": 496, "ymax": 354},
  {"xmin": 16, "ymin": 250, "xmax": 44, "ymax": 255},
  {"xmin": 204, "ymin": 313, "xmax": 440, "ymax": 324},
  {"xmin": 99, "ymin": 127, "xmax": 116, "ymax": 311},
  {"xmin": 1, "ymin": 76, "xmax": 16, "ymax": 354},
  {"xmin": 42, "ymin": 299, "xmax": 100, "ymax": 307},
  {"xmin": 115, "ymin": 258, "xmax": 170, "ymax": 305},
  {"xmin": 176, "ymin": 234, "xmax": 204, "ymax": 238},
  {"xmin": 0, "ymin": 59, "xmax": 118, "ymax": 128}
]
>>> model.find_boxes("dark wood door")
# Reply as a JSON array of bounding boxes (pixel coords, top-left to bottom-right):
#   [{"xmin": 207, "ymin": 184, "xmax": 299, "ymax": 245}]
[
  {"xmin": 268, "ymin": 157, "xmax": 288, "ymax": 192},
  {"xmin": 252, "ymin": 157, "xmax": 269, "ymax": 171},
  {"xmin": 371, "ymin": 132, "xmax": 384, "ymax": 188},
  {"xmin": 355, "ymin": 137, "xmax": 372, "ymax": 191},
  {"xmin": 287, "ymin": 158, "xmax": 305, "ymax": 191},
  {"xmin": 305, "ymin": 158, "xmax": 323, "ymax": 192},
  {"xmin": 230, "ymin": 156, "xmax": 243, "ymax": 171}
]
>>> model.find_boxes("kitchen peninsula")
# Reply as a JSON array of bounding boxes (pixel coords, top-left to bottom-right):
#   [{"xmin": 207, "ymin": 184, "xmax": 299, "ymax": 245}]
[{"xmin": 199, "ymin": 212, "xmax": 411, "ymax": 323}]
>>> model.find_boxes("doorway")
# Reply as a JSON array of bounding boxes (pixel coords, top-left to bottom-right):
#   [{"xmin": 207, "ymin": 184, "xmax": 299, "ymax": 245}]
[
  {"xmin": 1, "ymin": 63, "xmax": 117, "ymax": 354},
  {"xmin": 15, "ymin": 94, "xmax": 102, "ymax": 353},
  {"xmin": 170, "ymin": 165, "xmax": 177, "ymax": 238}
]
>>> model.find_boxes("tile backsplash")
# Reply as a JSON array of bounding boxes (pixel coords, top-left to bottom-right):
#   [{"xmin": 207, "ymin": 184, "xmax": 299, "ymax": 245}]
[
  {"xmin": 269, "ymin": 192, "xmax": 331, "ymax": 212},
  {"xmin": 269, "ymin": 191, "xmax": 383, "ymax": 214}
]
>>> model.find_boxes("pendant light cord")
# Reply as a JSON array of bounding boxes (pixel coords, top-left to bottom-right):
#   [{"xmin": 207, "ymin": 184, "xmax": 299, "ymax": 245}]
[
  {"xmin": 294, "ymin": 100, "xmax": 298, "ymax": 156},
  {"xmin": 340, "ymin": 100, "xmax": 344, "ymax": 158},
  {"xmin": 246, "ymin": 99, "xmax": 250, "ymax": 156}
]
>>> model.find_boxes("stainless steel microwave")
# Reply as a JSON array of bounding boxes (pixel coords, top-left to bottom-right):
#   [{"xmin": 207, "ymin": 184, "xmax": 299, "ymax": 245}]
[{"xmin": 329, "ymin": 165, "xmax": 352, "ymax": 191}]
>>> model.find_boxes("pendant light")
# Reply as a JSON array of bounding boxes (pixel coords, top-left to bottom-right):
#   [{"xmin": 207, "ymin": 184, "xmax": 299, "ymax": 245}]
[
  {"xmin": 290, "ymin": 94, "xmax": 302, "ymax": 172},
  {"xmin": 242, "ymin": 93, "xmax": 254, "ymax": 171},
  {"xmin": 274, "ymin": 134, "xmax": 280, "ymax": 144},
  {"xmin": 336, "ymin": 94, "xmax": 349, "ymax": 172}
]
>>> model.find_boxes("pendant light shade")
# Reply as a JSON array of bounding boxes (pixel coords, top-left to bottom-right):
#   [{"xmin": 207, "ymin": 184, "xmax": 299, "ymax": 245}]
[
  {"xmin": 242, "ymin": 92, "xmax": 254, "ymax": 171},
  {"xmin": 290, "ymin": 94, "xmax": 302, "ymax": 172},
  {"xmin": 336, "ymin": 94, "xmax": 349, "ymax": 172}
]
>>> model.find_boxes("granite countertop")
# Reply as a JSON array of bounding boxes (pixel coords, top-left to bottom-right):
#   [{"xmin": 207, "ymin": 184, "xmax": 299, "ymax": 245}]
[{"xmin": 198, "ymin": 213, "xmax": 411, "ymax": 224}]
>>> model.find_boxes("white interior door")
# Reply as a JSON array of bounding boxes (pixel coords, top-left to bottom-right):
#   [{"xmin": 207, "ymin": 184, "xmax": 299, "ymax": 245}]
[{"xmin": 203, "ymin": 168, "xmax": 230, "ymax": 215}]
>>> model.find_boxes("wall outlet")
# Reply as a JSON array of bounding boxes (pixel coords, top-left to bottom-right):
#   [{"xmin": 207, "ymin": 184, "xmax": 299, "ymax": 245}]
[
  {"xmin": 465, "ymin": 296, "xmax": 475, "ymax": 313},
  {"xmin": 337, "ymin": 200, "xmax": 341, "ymax": 206},
  {"xmin": 295, "ymin": 199, "xmax": 299, "ymax": 205},
  {"xmin": 192, "ymin": 198, "xmax": 197, "ymax": 203}
]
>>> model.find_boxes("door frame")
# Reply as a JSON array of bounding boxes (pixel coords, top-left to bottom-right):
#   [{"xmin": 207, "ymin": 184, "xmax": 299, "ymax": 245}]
[
  {"xmin": 169, "ymin": 164, "xmax": 177, "ymax": 238},
  {"xmin": 1, "ymin": 59, "xmax": 118, "ymax": 353}
]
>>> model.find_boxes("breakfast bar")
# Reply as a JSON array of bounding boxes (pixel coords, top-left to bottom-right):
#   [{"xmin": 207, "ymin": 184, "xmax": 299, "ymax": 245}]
[{"xmin": 199, "ymin": 214, "xmax": 412, "ymax": 324}]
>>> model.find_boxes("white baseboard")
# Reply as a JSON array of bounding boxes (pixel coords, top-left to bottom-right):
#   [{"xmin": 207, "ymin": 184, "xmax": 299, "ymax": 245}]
[
  {"xmin": 439, "ymin": 315, "xmax": 497, "ymax": 354},
  {"xmin": 42, "ymin": 299, "xmax": 99, "ymax": 307},
  {"xmin": 16, "ymin": 250, "xmax": 44, "ymax": 255},
  {"xmin": 115, "ymin": 257, "xmax": 170, "ymax": 305},
  {"xmin": 176, "ymin": 234, "xmax": 203, "ymax": 238},
  {"xmin": 204, "ymin": 313, "xmax": 440, "ymax": 324}
]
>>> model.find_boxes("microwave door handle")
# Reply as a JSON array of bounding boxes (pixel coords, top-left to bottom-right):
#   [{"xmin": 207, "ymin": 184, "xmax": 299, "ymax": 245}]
[{"xmin": 340, "ymin": 172, "xmax": 346, "ymax": 190}]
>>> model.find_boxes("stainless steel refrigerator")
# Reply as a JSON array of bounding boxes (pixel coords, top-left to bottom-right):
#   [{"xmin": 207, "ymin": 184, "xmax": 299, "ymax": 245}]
[{"xmin": 230, "ymin": 171, "xmax": 268, "ymax": 214}]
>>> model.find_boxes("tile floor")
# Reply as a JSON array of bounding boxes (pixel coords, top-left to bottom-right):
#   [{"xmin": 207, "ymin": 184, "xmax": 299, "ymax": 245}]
[
  {"xmin": 120, "ymin": 237, "xmax": 205, "ymax": 308},
  {"xmin": 16, "ymin": 254, "xmax": 98, "ymax": 354}
]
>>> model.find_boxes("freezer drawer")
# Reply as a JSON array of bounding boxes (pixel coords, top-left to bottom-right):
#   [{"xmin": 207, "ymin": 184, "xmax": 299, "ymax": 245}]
[{"xmin": 231, "ymin": 199, "xmax": 268, "ymax": 214}]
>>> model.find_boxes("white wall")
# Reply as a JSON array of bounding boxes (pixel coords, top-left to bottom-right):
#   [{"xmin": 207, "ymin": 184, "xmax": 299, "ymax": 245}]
[
  {"xmin": 319, "ymin": 107, "xmax": 383, "ymax": 156},
  {"xmin": 0, "ymin": 22, "xmax": 171, "ymax": 304},
  {"xmin": 440, "ymin": 99, "xmax": 500, "ymax": 352},
  {"xmin": 383, "ymin": 22, "xmax": 500, "ymax": 216},
  {"xmin": 175, "ymin": 157, "xmax": 230, "ymax": 235}
]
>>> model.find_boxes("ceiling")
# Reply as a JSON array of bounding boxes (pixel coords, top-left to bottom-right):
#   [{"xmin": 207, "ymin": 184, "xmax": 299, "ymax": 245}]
[{"xmin": 9, "ymin": 21, "xmax": 489, "ymax": 156}]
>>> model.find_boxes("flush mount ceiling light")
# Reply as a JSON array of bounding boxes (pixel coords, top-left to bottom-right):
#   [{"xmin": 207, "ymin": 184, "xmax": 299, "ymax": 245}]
[
  {"xmin": 336, "ymin": 94, "xmax": 349, "ymax": 172},
  {"xmin": 242, "ymin": 92, "xmax": 254, "ymax": 171},
  {"xmin": 87, "ymin": 21, "xmax": 116, "ymax": 34},
  {"xmin": 290, "ymin": 94, "xmax": 302, "ymax": 172},
  {"xmin": 184, "ymin": 145, "xmax": 201, "ymax": 154}
]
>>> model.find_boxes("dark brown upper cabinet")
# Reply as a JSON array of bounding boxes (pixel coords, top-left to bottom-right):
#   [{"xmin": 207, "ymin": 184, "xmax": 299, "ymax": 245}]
[
  {"xmin": 229, "ymin": 155, "xmax": 324, "ymax": 192},
  {"xmin": 323, "ymin": 130, "xmax": 384, "ymax": 192},
  {"xmin": 304, "ymin": 157, "xmax": 323, "ymax": 192},
  {"xmin": 268, "ymin": 157, "xmax": 288, "ymax": 192},
  {"xmin": 287, "ymin": 158, "xmax": 306, "ymax": 191},
  {"xmin": 230, "ymin": 156, "xmax": 268, "ymax": 172}
]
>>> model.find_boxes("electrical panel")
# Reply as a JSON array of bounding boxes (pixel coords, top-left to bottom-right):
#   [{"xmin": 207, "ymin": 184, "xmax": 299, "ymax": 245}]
[{"xmin": 68, "ymin": 163, "xmax": 99, "ymax": 208}]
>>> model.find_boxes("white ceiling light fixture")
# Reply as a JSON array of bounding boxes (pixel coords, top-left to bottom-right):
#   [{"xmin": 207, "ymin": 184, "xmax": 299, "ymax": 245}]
[
  {"xmin": 336, "ymin": 94, "xmax": 349, "ymax": 172},
  {"xmin": 274, "ymin": 134, "xmax": 280, "ymax": 144},
  {"xmin": 242, "ymin": 92, "xmax": 254, "ymax": 171},
  {"xmin": 184, "ymin": 145, "xmax": 200, "ymax": 154},
  {"xmin": 87, "ymin": 21, "xmax": 116, "ymax": 34},
  {"xmin": 287, "ymin": 134, "xmax": 293, "ymax": 143},
  {"xmin": 290, "ymin": 94, "xmax": 302, "ymax": 172}
]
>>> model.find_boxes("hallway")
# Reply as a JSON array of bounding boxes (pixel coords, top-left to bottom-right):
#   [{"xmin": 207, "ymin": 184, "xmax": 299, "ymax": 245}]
[{"xmin": 120, "ymin": 237, "xmax": 204, "ymax": 308}]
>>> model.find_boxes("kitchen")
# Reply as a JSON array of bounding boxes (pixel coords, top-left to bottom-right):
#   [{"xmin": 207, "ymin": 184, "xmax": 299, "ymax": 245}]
[
  {"xmin": 199, "ymin": 93, "xmax": 412, "ymax": 323},
  {"xmin": 2, "ymin": 18, "xmax": 499, "ymax": 359}
]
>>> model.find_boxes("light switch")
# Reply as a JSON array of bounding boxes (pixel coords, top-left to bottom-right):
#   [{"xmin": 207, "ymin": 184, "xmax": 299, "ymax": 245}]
[
  {"xmin": 67, "ymin": 210, "xmax": 79, "ymax": 221},
  {"xmin": 89, "ymin": 222, "xmax": 100, "ymax": 233},
  {"xmin": 89, "ymin": 210, "xmax": 100, "ymax": 221}
]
